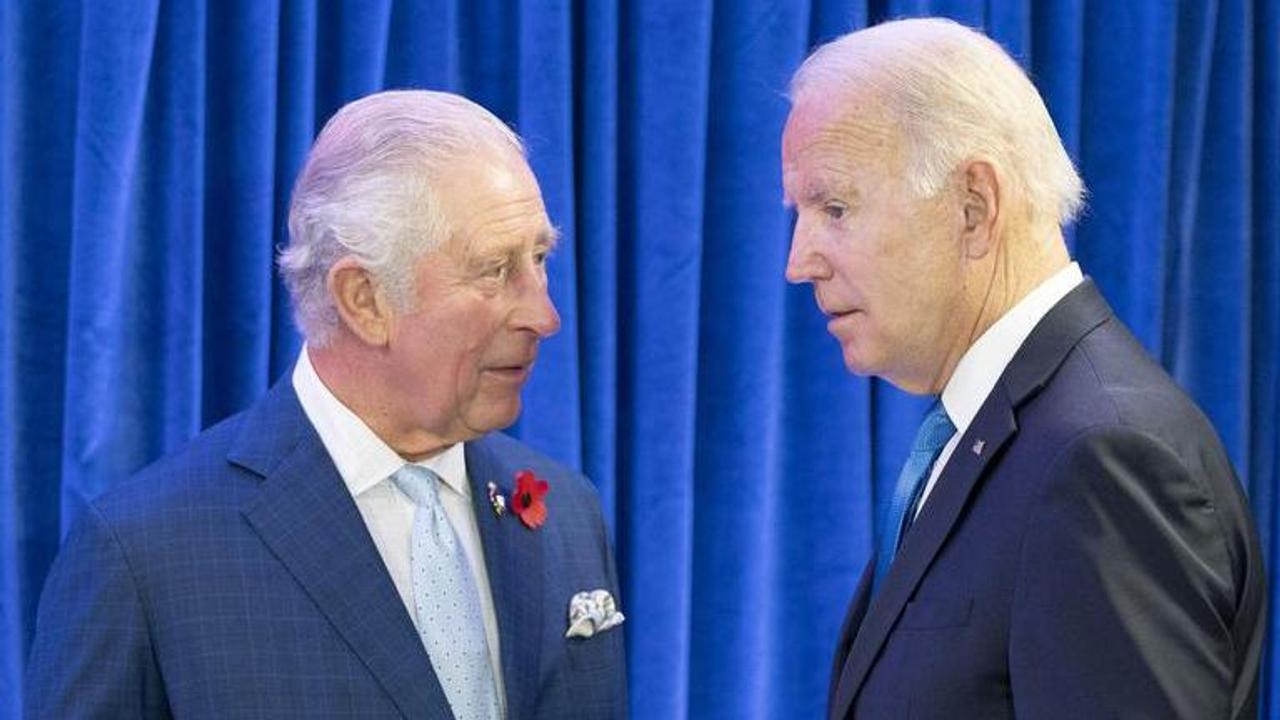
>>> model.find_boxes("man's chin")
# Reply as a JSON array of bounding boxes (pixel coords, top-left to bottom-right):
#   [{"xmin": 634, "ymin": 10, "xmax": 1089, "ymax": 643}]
[
  {"xmin": 840, "ymin": 345, "xmax": 877, "ymax": 377},
  {"xmin": 845, "ymin": 354, "xmax": 932, "ymax": 395},
  {"xmin": 464, "ymin": 399, "xmax": 523, "ymax": 435}
]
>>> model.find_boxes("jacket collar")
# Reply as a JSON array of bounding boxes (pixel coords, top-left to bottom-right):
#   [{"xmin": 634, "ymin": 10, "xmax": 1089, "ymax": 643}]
[
  {"xmin": 229, "ymin": 379, "xmax": 455, "ymax": 718},
  {"xmin": 465, "ymin": 436, "xmax": 547, "ymax": 720}
]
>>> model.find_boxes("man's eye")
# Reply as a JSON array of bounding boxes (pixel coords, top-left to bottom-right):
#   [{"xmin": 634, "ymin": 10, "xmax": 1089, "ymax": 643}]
[
  {"xmin": 823, "ymin": 204, "xmax": 846, "ymax": 221},
  {"xmin": 482, "ymin": 262, "xmax": 510, "ymax": 281},
  {"xmin": 533, "ymin": 248, "xmax": 550, "ymax": 266}
]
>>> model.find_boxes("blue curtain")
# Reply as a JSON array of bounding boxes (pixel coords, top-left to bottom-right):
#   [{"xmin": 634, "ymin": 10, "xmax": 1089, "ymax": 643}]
[{"xmin": 2, "ymin": 1, "xmax": 1277, "ymax": 718}]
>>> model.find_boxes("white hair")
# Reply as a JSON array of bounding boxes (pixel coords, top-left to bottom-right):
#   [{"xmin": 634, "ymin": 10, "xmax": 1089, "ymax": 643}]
[
  {"xmin": 279, "ymin": 90, "xmax": 524, "ymax": 346},
  {"xmin": 790, "ymin": 17, "xmax": 1084, "ymax": 227}
]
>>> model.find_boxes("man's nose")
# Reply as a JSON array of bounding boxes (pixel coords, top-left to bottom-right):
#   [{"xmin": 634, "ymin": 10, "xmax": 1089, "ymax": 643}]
[
  {"xmin": 516, "ymin": 271, "xmax": 561, "ymax": 338},
  {"xmin": 785, "ymin": 221, "xmax": 821, "ymax": 283}
]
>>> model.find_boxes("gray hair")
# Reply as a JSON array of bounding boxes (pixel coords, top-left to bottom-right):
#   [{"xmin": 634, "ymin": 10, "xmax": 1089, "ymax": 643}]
[
  {"xmin": 280, "ymin": 90, "xmax": 524, "ymax": 346},
  {"xmin": 790, "ymin": 17, "xmax": 1084, "ymax": 227}
]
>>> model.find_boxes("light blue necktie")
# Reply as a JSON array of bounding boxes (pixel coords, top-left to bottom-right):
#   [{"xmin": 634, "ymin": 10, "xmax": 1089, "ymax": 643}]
[
  {"xmin": 873, "ymin": 400, "xmax": 956, "ymax": 591},
  {"xmin": 393, "ymin": 465, "xmax": 501, "ymax": 720}
]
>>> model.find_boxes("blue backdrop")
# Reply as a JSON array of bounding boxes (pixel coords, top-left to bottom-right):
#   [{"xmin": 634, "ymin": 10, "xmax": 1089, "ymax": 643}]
[{"xmin": 2, "ymin": 1, "xmax": 1277, "ymax": 718}]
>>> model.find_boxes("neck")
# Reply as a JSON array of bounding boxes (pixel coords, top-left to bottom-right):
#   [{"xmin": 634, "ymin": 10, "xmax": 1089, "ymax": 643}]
[
  {"xmin": 923, "ymin": 222, "xmax": 1070, "ymax": 394},
  {"xmin": 307, "ymin": 338, "xmax": 455, "ymax": 461}
]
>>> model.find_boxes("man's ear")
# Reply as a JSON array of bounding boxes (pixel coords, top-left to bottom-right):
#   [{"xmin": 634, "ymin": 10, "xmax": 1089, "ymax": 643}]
[
  {"xmin": 327, "ymin": 257, "xmax": 393, "ymax": 347},
  {"xmin": 960, "ymin": 160, "xmax": 1000, "ymax": 259}
]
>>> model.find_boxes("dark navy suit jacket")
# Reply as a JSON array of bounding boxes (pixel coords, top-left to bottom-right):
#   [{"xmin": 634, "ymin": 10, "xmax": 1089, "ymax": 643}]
[
  {"xmin": 27, "ymin": 379, "xmax": 627, "ymax": 719},
  {"xmin": 829, "ymin": 280, "xmax": 1265, "ymax": 720}
]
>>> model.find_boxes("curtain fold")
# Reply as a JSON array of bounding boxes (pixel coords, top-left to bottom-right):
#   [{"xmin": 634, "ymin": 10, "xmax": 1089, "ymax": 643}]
[
  {"xmin": 614, "ymin": 3, "xmax": 714, "ymax": 715},
  {"xmin": 62, "ymin": 0, "xmax": 163, "ymax": 519},
  {"xmin": 572, "ymin": 0, "xmax": 620, "ymax": 528},
  {"xmin": 511, "ymin": 0, "xmax": 583, "ymax": 470},
  {"xmin": 0, "ymin": 4, "xmax": 83, "ymax": 712},
  {"xmin": 2, "ymin": 2, "xmax": 1276, "ymax": 718},
  {"xmin": 686, "ymin": 4, "xmax": 797, "ymax": 715}
]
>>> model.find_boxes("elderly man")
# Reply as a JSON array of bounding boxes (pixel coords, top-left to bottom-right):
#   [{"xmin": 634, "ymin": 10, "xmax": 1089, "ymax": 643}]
[
  {"xmin": 784, "ymin": 18, "xmax": 1264, "ymax": 720},
  {"xmin": 27, "ymin": 91, "xmax": 627, "ymax": 719}
]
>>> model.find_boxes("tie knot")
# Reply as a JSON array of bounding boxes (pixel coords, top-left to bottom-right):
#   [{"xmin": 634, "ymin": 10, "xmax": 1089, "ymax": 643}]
[
  {"xmin": 392, "ymin": 464, "xmax": 442, "ymax": 508},
  {"xmin": 912, "ymin": 400, "xmax": 956, "ymax": 456}
]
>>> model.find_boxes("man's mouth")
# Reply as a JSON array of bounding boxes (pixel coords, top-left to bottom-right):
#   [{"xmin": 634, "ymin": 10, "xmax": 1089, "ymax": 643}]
[
  {"xmin": 483, "ymin": 353, "xmax": 538, "ymax": 381},
  {"xmin": 823, "ymin": 306, "xmax": 862, "ymax": 335},
  {"xmin": 815, "ymin": 292, "xmax": 856, "ymax": 319},
  {"xmin": 818, "ymin": 300, "xmax": 859, "ymax": 319},
  {"xmin": 484, "ymin": 366, "xmax": 530, "ymax": 380}
]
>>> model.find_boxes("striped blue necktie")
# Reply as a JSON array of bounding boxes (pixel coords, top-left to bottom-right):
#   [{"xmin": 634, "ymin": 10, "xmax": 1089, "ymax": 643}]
[
  {"xmin": 393, "ymin": 465, "xmax": 501, "ymax": 720},
  {"xmin": 873, "ymin": 400, "xmax": 955, "ymax": 591}
]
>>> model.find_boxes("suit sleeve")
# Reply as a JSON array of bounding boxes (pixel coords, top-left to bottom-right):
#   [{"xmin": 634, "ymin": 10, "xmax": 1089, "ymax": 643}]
[
  {"xmin": 1009, "ymin": 425, "xmax": 1240, "ymax": 719},
  {"xmin": 25, "ymin": 503, "xmax": 168, "ymax": 719}
]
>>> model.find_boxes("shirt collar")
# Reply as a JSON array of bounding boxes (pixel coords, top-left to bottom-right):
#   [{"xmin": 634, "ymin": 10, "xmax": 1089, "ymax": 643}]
[
  {"xmin": 941, "ymin": 262, "xmax": 1084, "ymax": 434},
  {"xmin": 292, "ymin": 346, "xmax": 470, "ymax": 499},
  {"xmin": 413, "ymin": 441, "xmax": 470, "ymax": 499}
]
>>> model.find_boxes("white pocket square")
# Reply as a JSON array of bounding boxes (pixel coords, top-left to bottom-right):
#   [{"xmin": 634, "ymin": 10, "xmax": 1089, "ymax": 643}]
[{"xmin": 565, "ymin": 589, "xmax": 625, "ymax": 639}]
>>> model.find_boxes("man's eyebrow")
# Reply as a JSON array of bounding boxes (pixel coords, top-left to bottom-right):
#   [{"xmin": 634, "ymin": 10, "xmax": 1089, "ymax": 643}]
[
  {"xmin": 807, "ymin": 177, "xmax": 860, "ymax": 204},
  {"xmin": 538, "ymin": 227, "xmax": 561, "ymax": 249},
  {"xmin": 792, "ymin": 180, "xmax": 834, "ymax": 206},
  {"xmin": 783, "ymin": 178, "xmax": 860, "ymax": 209},
  {"xmin": 783, "ymin": 178, "xmax": 822, "ymax": 209},
  {"xmin": 475, "ymin": 227, "xmax": 559, "ymax": 260}
]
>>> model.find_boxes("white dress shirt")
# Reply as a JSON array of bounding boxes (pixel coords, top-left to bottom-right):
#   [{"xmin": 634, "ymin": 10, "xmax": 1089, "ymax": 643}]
[
  {"xmin": 292, "ymin": 348, "xmax": 506, "ymax": 714},
  {"xmin": 914, "ymin": 263, "xmax": 1085, "ymax": 518}
]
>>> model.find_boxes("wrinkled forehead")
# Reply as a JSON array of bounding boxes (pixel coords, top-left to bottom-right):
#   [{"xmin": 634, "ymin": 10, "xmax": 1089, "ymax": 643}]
[
  {"xmin": 442, "ymin": 148, "xmax": 543, "ymax": 207},
  {"xmin": 781, "ymin": 93, "xmax": 901, "ymax": 202},
  {"xmin": 439, "ymin": 152, "xmax": 557, "ymax": 251}
]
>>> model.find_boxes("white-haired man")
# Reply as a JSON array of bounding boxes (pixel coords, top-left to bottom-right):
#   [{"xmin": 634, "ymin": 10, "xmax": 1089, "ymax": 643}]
[
  {"xmin": 783, "ymin": 18, "xmax": 1264, "ymax": 719},
  {"xmin": 27, "ymin": 90, "xmax": 627, "ymax": 719}
]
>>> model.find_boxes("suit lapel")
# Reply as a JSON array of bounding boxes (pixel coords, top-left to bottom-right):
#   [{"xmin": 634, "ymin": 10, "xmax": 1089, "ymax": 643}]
[
  {"xmin": 827, "ymin": 560, "xmax": 873, "ymax": 720},
  {"xmin": 466, "ymin": 436, "xmax": 545, "ymax": 720},
  {"xmin": 230, "ymin": 381, "xmax": 453, "ymax": 719},
  {"xmin": 830, "ymin": 279, "xmax": 1115, "ymax": 719},
  {"xmin": 830, "ymin": 387, "xmax": 1017, "ymax": 720}
]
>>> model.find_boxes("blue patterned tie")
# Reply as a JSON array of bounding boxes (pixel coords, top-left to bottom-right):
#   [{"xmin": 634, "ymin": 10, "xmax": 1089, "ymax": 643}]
[
  {"xmin": 873, "ymin": 401, "xmax": 956, "ymax": 590},
  {"xmin": 393, "ymin": 465, "xmax": 501, "ymax": 720}
]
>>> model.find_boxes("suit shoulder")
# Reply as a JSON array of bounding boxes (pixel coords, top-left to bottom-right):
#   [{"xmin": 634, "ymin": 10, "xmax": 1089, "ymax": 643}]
[
  {"xmin": 1012, "ymin": 318, "xmax": 1246, "ymax": 534},
  {"xmin": 477, "ymin": 432, "xmax": 597, "ymax": 497},
  {"xmin": 1021, "ymin": 320, "xmax": 1254, "ymax": 564},
  {"xmin": 88, "ymin": 407, "xmax": 257, "ymax": 528},
  {"xmin": 1031, "ymin": 319, "xmax": 1226, "ymax": 460}
]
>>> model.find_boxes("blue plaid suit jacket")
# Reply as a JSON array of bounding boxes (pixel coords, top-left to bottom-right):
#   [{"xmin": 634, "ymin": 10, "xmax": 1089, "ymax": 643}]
[{"xmin": 27, "ymin": 380, "xmax": 627, "ymax": 719}]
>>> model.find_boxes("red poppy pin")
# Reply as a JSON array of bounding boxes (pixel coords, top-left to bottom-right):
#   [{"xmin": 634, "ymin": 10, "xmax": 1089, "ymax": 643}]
[{"xmin": 511, "ymin": 470, "xmax": 550, "ymax": 530}]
